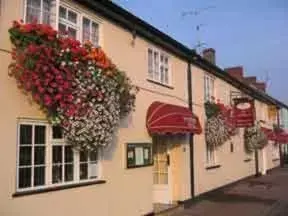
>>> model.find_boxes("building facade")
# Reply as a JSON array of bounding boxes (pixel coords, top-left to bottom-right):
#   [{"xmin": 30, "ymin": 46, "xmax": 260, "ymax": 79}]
[{"xmin": 0, "ymin": 1, "xmax": 287, "ymax": 216}]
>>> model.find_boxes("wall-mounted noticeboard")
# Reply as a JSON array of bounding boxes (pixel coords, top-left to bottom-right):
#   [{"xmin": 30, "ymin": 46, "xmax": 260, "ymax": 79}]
[{"xmin": 126, "ymin": 143, "xmax": 153, "ymax": 168}]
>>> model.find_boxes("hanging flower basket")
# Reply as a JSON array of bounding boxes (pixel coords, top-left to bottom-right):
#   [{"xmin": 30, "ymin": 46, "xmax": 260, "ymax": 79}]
[
  {"xmin": 244, "ymin": 122, "xmax": 268, "ymax": 154},
  {"xmin": 8, "ymin": 20, "xmax": 138, "ymax": 151}
]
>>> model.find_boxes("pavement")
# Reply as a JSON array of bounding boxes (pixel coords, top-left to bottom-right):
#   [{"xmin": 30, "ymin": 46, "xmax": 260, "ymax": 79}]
[{"xmin": 173, "ymin": 167, "xmax": 288, "ymax": 216}]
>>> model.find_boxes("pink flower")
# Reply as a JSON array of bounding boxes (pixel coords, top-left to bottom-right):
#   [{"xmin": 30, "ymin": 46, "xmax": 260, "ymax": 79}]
[{"xmin": 44, "ymin": 95, "xmax": 52, "ymax": 106}]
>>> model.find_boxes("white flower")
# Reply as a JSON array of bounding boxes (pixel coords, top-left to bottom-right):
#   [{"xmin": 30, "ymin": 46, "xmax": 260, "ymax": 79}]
[
  {"xmin": 66, "ymin": 48, "xmax": 70, "ymax": 52},
  {"xmin": 61, "ymin": 61, "xmax": 66, "ymax": 67}
]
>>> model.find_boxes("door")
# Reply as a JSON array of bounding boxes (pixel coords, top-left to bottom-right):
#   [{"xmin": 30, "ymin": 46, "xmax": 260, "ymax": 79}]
[{"xmin": 153, "ymin": 136, "xmax": 171, "ymax": 204}]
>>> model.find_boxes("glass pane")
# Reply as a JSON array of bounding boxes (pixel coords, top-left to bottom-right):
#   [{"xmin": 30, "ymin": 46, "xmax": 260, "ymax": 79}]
[
  {"xmin": 159, "ymin": 173, "xmax": 168, "ymax": 184},
  {"xmin": 34, "ymin": 125, "xmax": 46, "ymax": 144},
  {"xmin": 34, "ymin": 166, "xmax": 45, "ymax": 186},
  {"xmin": 20, "ymin": 125, "xmax": 32, "ymax": 145},
  {"xmin": 160, "ymin": 66, "xmax": 164, "ymax": 83},
  {"xmin": 26, "ymin": 0, "xmax": 41, "ymax": 23},
  {"xmin": 68, "ymin": 27, "xmax": 77, "ymax": 39},
  {"xmin": 52, "ymin": 126, "xmax": 63, "ymax": 139},
  {"xmin": 89, "ymin": 151, "xmax": 98, "ymax": 162},
  {"xmin": 164, "ymin": 68, "xmax": 169, "ymax": 84},
  {"xmin": 19, "ymin": 146, "xmax": 32, "ymax": 166},
  {"xmin": 88, "ymin": 162, "xmax": 97, "ymax": 179},
  {"xmin": 68, "ymin": 10, "xmax": 77, "ymax": 23},
  {"xmin": 91, "ymin": 22, "xmax": 99, "ymax": 46},
  {"xmin": 82, "ymin": 17, "xmax": 90, "ymax": 43},
  {"xmin": 153, "ymin": 173, "xmax": 158, "ymax": 184},
  {"xmin": 80, "ymin": 151, "xmax": 88, "ymax": 162},
  {"xmin": 58, "ymin": 23, "xmax": 66, "ymax": 36},
  {"xmin": 34, "ymin": 146, "xmax": 45, "ymax": 165},
  {"xmin": 65, "ymin": 164, "xmax": 73, "ymax": 182},
  {"xmin": 43, "ymin": 0, "xmax": 51, "ymax": 24},
  {"xmin": 59, "ymin": 6, "xmax": 66, "ymax": 19},
  {"xmin": 65, "ymin": 146, "xmax": 73, "ymax": 163},
  {"xmin": 19, "ymin": 167, "xmax": 31, "ymax": 188},
  {"xmin": 53, "ymin": 146, "xmax": 62, "ymax": 163},
  {"xmin": 80, "ymin": 163, "xmax": 88, "ymax": 180},
  {"xmin": 52, "ymin": 165, "xmax": 62, "ymax": 183}
]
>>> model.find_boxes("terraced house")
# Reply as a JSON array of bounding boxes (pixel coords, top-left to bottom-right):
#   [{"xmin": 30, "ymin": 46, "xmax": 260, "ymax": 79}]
[{"xmin": 0, "ymin": 1, "xmax": 288, "ymax": 216}]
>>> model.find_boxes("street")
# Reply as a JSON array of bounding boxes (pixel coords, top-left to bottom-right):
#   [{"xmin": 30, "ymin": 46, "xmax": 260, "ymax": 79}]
[{"xmin": 174, "ymin": 167, "xmax": 288, "ymax": 216}]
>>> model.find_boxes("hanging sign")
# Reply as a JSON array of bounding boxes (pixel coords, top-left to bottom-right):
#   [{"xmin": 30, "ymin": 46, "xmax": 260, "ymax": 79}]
[
  {"xmin": 233, "ymin": 98, "xmax": 255, "ymax": 128},
  {"xmin": 268, "ymin": 105, "xmax": 277, "ymax": 120}
]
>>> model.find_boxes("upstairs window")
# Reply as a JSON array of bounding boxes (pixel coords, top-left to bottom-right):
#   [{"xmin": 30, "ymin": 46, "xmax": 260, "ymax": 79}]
[
  {"xmin": 148, "ymin": 48, "xmax": 170, "ymax": 85},
  {"xmin": 58, "ymin": 5, "xmax": 78, "ymax": 39},
  {"xmin": 24, "ymin": 0, "xmax": 55, "ymax": 24},
  {"xmin": 204, "ymin": 74, "xmax": 215, "ymax": 102},
  {"xmin": 82, "ymin": 17, "xmax": 99, "ymax": 47}
]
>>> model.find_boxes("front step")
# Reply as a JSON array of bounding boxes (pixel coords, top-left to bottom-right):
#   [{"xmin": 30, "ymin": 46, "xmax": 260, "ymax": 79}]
[{"xmin": 153, "ymin": 203, "xmax": 184, "ymax": 216}]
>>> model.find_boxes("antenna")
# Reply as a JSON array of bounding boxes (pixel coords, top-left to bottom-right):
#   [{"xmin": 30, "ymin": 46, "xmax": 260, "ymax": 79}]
[
  {"xmin": 264, "ymin": 70, "xmax": 271, "ymax": 89},
  {"xmin": 181, "ymin": 6, "xmax": 215, "ymax": 54}
]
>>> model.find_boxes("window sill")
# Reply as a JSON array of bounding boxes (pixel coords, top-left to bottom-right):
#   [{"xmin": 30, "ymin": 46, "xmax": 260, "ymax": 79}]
[
  {"xmin": 12, "ymin": 180, "xmax": 106, "ymax": 198},
  {"xmin": 147, "ymin": 79, "xmax": 174, "ymax": 89},
  {"xmin": 205, "ymin": 164, "xmax": 221, "ymax": 170},
  {"xmin": 244, "ymin": 158, "xmax": 253, "ymax": 162},
  {"xmin": 272, "ymin": 158, "xmax": 280, "ymax": 162}
]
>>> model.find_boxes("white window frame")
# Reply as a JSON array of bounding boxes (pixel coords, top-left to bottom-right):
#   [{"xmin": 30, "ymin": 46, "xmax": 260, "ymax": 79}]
[
  {"xmin": 16, "ymin": 119, "xmax": 103, "ymax": 192},
  {"xmin": 204, "ymin": 74, "xmax": 215, "ymax": 102},
  {"xmin": 81, "ymin": 15, "xmax": 100, "ymax": 47},
  {"xmin": 148, "ymin": 48, "xmax": 171, "ymax": 86},
  {"xmin": 23, "ymin": 0, "xmax": 102, "ymax": 46}
]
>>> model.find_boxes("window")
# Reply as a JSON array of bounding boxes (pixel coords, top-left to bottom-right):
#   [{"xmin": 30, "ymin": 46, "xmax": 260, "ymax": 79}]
[
  {"xmin": 206, "ymin": 147, "xmax": 217, "ymax": 166},
  {"xmin": 24, "ymin": 0, "xmax": 55, "ymax": 24},
  {"xmin": 82, "ymin": 17, "xmax": 99, "ymax": 46},
  {"xmin": 272, "ymin": 143, "xmax": 279, "ymax": 159},
  {"xmin": 17, "ymin": 121, "xmax": 101, "ymax": 191},
  {"xmin": 148, "ymin": 48, "xmax": 170, "ymax": 85},
  {"xmin": 204, "ymin": 74, "xmax": 215, "ymax": 102},
  {"xmin": 58, "ymin": 5, "xmax": 78, "ymax": 39}
]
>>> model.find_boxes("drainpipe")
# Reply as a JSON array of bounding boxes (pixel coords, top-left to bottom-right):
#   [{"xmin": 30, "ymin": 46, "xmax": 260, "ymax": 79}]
[
  {"xmin": 254, "ymin": 149, "xmax": 260, "ymax": 177},
  {"xmin": 187, "ymin": 61, "xmax": 194, "ymax": 199}
]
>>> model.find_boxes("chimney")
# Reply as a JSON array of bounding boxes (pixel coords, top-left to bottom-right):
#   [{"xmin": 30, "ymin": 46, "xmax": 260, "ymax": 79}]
[
  {"xmin": 224, "ymin": 66, "xmax": 244, "ymax": 80},
  {"xmin": 254, "ymin": 82, "xmax": 266, "ymax": 92},
  {"xmin": 244, "ymin": 76, "xmax": 257, "ymax": 84},
  {"xmin": 202, "ymin": 48, "xmax": 216, "ymax": 65}
]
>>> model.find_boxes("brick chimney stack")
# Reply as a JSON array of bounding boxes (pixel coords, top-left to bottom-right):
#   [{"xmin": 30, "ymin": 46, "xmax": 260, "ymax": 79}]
[
  {"xmin": 202, "ymin": 48, "xmax": 216, "ymax": 65},
  {"xmin": 244, "ymin": 76, "xmax": 257, "ymax": 84},
  {"xmin": 224, "ymin": 66, "xmax": 244, "ymax": 80}
]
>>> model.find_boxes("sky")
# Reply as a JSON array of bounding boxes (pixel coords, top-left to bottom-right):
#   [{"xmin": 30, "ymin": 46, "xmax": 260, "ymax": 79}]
[{"xmin": 113, "ymin": 0, "xmax": 288, "ymax": 103}]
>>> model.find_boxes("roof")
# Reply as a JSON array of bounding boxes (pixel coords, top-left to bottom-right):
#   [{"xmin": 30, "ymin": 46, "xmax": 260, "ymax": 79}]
[{"xmin": 76, "ymin": 0, "xmax": 288, "ymax": 110}]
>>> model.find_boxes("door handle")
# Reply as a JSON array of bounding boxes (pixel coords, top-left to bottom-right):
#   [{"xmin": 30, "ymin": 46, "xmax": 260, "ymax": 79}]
[{"xmin": 167, "ymin": 154, "xmax": 170, "ymax": 166}]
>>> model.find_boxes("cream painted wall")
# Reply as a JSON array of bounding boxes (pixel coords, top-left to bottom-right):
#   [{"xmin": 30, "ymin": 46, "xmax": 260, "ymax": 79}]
[
  {"xmin": 191, "ymin": 64, "xmax": 278, "ymax": 196},
  {"xmin": 0, "ymin": 0, "xmax": 191, "ymax": 216}
]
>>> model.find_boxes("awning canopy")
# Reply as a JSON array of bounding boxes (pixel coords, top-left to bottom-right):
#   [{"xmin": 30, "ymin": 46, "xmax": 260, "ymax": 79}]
[
  {"xmin": 261, "ymin": 127, "xmax": 288, "ymax": 144},
  {"xmin": 146, "ymin": 101, "xmax": 202, "ymax": 134}
]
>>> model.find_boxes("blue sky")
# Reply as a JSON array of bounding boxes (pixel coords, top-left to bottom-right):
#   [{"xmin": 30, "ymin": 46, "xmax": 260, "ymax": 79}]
[{"xmin": 114, "ymin": 0, "xmax": 288, "ymax": 103}]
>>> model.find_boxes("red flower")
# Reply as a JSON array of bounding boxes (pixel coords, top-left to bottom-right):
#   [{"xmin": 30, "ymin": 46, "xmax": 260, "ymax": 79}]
[{"xmin": 44, "ymin": 95, "xmax": 52, "ymax": 106}]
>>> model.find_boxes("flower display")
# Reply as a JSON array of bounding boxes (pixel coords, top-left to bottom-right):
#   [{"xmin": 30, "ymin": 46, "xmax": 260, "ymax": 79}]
[
  {"xmin": 244, "ymin": 122, "xmax": 268, "ymax": 153},
  {"xmin": 204, "ymin": 99, "xmax": 238, "ymax": 148},
  {"xmin": 8, "ymin": 20, "xmax": 138, "ymax": 151}
]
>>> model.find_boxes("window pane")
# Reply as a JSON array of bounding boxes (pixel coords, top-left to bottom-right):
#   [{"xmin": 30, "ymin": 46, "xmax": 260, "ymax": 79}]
[
  {"xmin": 34, "ymin": 125, "xmax": 46, "ymax": 144},
  {"xmin": 65, "ymin": 146, "xmax": 73, "ymax": 163},
  {"xmin": 59, "ymin": 6, "xmax": 66, "ymax": 19},
  {"xmin": 68, "ymin": 10, "xmax": 77, "ymax": 24},
  {"xmin": 58, "ymin": 23, "xmax": 66, "ymax": 36},
  {"xmin": 52, "ymin": 126, "xmax": 63, "ymax": 139},
  {"xmin": 26, "ymin": 0, "xmax": 41, "ymax": 23},
  {"xmin": 154, "ymin": 52, "xmax": 159, "ymax": 80},
  {"xmin": 164, "ymin": 68, "xmax": 169, "ymax": 84},
  {"xmin": 19, "ymin": 146, "xmax": 32, "ymax": 166},
  {"xmin": 80, "ymin": 163, "xmax": 88, "ymax": 180},
  {"xmin": 20, "ymin": 125, "xmax": 32, "ymax": 145},
  {"xmin": 82, "ymin": 17, "xmax": 90, "ymax": 43},
  {"xmin": 42, "ymin": 0, "xmax": 51, "ymax": 24},
  {"xmin": 34, "ymin": 166, "xmax": 45, "ymax": 186},
  {"xmin": 88, "ymin": 162, "xmax": 97, "ymax": 179},
  {"xmin": 160, "ymin": 66, "xmax": 164, "ymax": 83},
  {"xmin": 89, "ymin": 151, "xmax": 98, "ymax": 162},
  {"xmin": 34, "ymin": 146, "xmax": 45, "ymax": 165},
  {"xmin": 91, "ymin": 22, "xmax": 99, "ymax": 46},
  {"xmin": 68, "ymin": 27, "xmax": 77, "ymax": 39},
  {"xmin": 80, "ymin": 151, "xmax": 88, "ymax": 162},
  {"xmin": 19, "ymin": 168, "xmax": 31, "ymax": 188},
  {"xmin": 65, "ymin": 164, "xmax": 73, "ymax": 182},
  {"xmin": 53, "ymin": 146, "xmax": 62, "ymax": 163},
  {"xmin": 52, "ymin": 165, "xmax": 62, "ymax": 183}
]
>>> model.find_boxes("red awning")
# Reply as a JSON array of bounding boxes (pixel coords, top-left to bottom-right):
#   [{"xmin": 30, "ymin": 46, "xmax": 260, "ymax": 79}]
[
  {"xmin": 146, "ymin": 101, "xmax": 202, "ymax": 134},
  {"xmin": 261, "ymin": 127, "xmax": 276, "ymax": 141}
]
